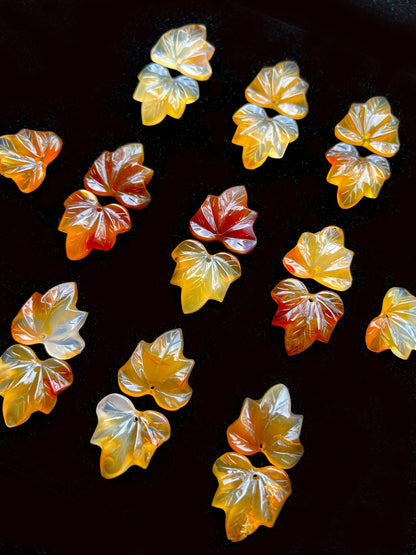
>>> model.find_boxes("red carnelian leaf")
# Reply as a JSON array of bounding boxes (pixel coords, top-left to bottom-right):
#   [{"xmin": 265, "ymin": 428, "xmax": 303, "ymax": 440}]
[{"xmin": 189, "ymin": 186, "xmax": 258, "ymax": 254}]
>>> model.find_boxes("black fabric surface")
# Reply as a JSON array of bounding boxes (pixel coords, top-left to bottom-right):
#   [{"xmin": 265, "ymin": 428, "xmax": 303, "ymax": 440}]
[{"xmin": 0, "ymin": 1, "xmax": 415, "ymax": 553}]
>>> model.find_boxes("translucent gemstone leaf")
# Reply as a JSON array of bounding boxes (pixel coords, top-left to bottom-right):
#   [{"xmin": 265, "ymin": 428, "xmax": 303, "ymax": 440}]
[
  {"xmin": 0, "ymin": 344, "xmax": 72, "ymax": 427},
  {"xmin": 335, "ymin": 96, "xmax": 400, "ymax": 157},
  {"xmin": 90, "ymin": 393, "xmax": 171, "ymax": 478},
  {"xmin": 326, "ymin": 142, "xmax": 391, "ymax": 209},
  {"xmin": 150, "ymin": 23, "xmax": 215, "ymax": 81},
  {"xmin": 58, "ymin": 189, "xmax": 131, "ymax": 260},
  {"xmin": 133, "ymin": 63, "xmax": 200, "ymax": 125},
  {"xmin": 283, "ymin": 225, "xmax": 354, "ymax": 291},
  {"xmin": 170, "ymin": 239, "xmax": 241, "ymax": 314},
  {"xmin": 365, "ymin": 287, "xmax": 416, "ymax": 360},
  {"xmin": 189, "ymin": 185, "xmax": 258, "ymax": 254},
  {"xmin": 271, "ymin": 278, "xmax": 344, "ymax": 355},
  {"xmin": 118, "ymin": 328, "xmax": 195, "ymax": 411},
  {"xmin": 84, "ymin": 143, "xmax": 153, "ymax": 209},
  {"xmin": 232, "ymin": 103, "xmax": 299, "ymax": 169},
  {"xmin": 212, "ymin": 452, "xmax": 292, "ymax": 542},
  {"xmin": 227, "ymin": 384, "xmax": 304, "ymax": 468},
  {"xmin": 0, "ymin": 129, "xmax": 62, "ymax": 192},
  {"xmin": 245, "ymin": 61, "xmax": 308, "ymax": 119},
  {"xmin": 11, "ymin": 282, "xmax": 88, "ymax": 360}
]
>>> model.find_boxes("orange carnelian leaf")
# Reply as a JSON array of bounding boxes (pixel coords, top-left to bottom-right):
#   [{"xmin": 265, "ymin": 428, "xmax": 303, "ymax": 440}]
[
  {"xmin": 212, "ymin": 452, "xmax": 292, "ymax": 542},
  {"xmin": 232, "ymin": 103, "xmax": 299, "ymax": 169},
  {"xmin": 0, "ymin": 129, "xmax": 62, "ymax": 193},
  {"xmin": 118, "ymin": 328, "xmax": 195, "ymax": 411},
  {"xmin": 84, "ymin": 143, "xmax": 153, "ymax": 209},
  {"xmin": 283, "ymin": 225, "xmax": 354, "ymax": 291},
  {"xmin": 133, "ymin": 63, "xmax": 200, "ymax": 126},
  {"xmin": 366, "ymin": 287, "xmax": 416, "ymax": 360},
  {"xmin": 227, "ymin": 384, "xmax": 304, "ymax": 468},
  {"xmin": 245, "ymin": 61, "xmax": 308, "ymax": 119},
  {"xmin": 335, "ymin": 96, "xmax": 400, "ymax": 157},
  {"xmin": 90, "ymin": 393, "xmax": 171, "ymax": 478},
  {"xmin": 271, "ymin": 278, "xmax": 344, "ymax": 355},
  {"xmin": 150, "ymin": 24, "xmax": 215, "ymax": 81},
  {"xmin": 0, "ymin": 344, "xmax": 72, "ymax": 427},
  {"xmin": 58, "ymin": 189, "xmax": 131, "ymax": 260},
  {"xmin": 11, "ymin": 282, "xmax": 88, "ymax": 360},
  {"xmin": 170, "ymin": 239, "xmax": 241, "ymax": 314},
  {"xmin": 326, "ymin": 142, "xmax": 391, "ymax": 209},
  {"xmin": 189, "ymin": 185, "xmax": 258, "ymax": 254}
]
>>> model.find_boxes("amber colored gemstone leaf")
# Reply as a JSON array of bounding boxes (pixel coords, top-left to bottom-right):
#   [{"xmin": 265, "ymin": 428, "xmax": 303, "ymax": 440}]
[
  {"xmin": 0, "ymin": 344, "xmax": 72, "ymax": 427},
  {"xmin": 58, "ymin": 189, "xmax": 131, "ymax": 260},
  {"xmin": 189, "ymin": 185, "xmax": 258, "ymax": 254},
  {"xmin": 170, "ymin": 239, "xmax": 241, "ymax": 314},
  {"xmin": 118, "ymin": 328, "xmax": 194, "ymax": 411},
  {"xmin": 326, "ymin": 142, "xmax": 391, "ymax": 209},
  {"xmin": 335, "ymin": 96, "xmax": 400, "ymax": 157},
  {"xmin": 11, "ymin": 282, "xmax": 88, "ymax": 360},
  {"xmin": 271, "ymin": 278, "xmax": 344, "ymax": 355},
  {"xmin": 133, "ymin": 63, "xmax": 200, "ymax": 125},
  {"xmin": 90, "ymin": 393, "xmax": 171, "ymax": 478},
  {"xmin": 150, "ymin": 24, "xmax": 215, "ymax": 81},
  {"xmin": 212, "ymin": 452, "xmax": 292, "ymax": 542},
  {"xmin": 365, "ymin": 287, "xmax": 416, "ymax": 360},
  {"xmin": 283, "ymin": 225, "xmax": 354, "ymax": 291},
  {"xmin": 227, "ymin": 384, "xmax": 303, "ymax": 468},
  {"xmin": 0, "ymin": 129, "xmax": 62, "ymax": 192},
  {"xmin": 84, "ymin": 143, "xmax": 153, "ymax": 209},
  {"xmin": 245, "ymin": 61, "xmax": 308, "ymax": 119},
  {"xmin": 232, "ymin": 103, "xmax": 299, "ymax": 169}
]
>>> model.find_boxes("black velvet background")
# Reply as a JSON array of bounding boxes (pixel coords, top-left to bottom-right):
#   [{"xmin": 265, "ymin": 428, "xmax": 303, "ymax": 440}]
[{"xmin": 0, "ymin": 1, "xmax": 415, "ymax": 553}]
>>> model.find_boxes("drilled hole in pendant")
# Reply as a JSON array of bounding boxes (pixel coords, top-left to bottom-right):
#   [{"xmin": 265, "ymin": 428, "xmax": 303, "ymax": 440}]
[
  {"xmin": 133, "ymin": 416, "xmax": 138, "ymax": 422},
  {"xmin": 253, "ymin": 473, "xmax": 259, "ymax": 479},
  {"xmin": 150, "ymin": 385, "xmax": 155, "ymax": 390}
]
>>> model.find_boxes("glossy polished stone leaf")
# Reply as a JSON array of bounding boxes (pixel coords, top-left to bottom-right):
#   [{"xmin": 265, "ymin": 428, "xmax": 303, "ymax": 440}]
[
  {"xmin": 335, "ymin": 96, "xmax": 400, "ymax": 157},
  {"xmin": 0, "ymin": 345, "xmax": 72, "ymax": 427},
  {"xmin": 366, "ymin": 287, "xmax": 416, "ymax": 360},
  {"xmin": 245, "ymin": 61, "xmax": 308, "ymax": 119},
  {"xmin": 150, "ymin": 23, "xmax": 215, "ymax": 81},
  {"xmin": 212, "ymin": 452, "xmax": 292, "ymax": 542},
  {"xmin": 283, "ymin": 226, "xmax": 354, "ymax": 291},
  {"xmin": 232, "ymin": 103, "xmax": 299, "ymax": 169},
  {"xmin": 170, "ymin": 239, "xmax": 241, "ymax": 313},
  {"xmin": 189, "ymin": 185, "xmax": 258, "ymax": 254},
  {"xmin": 90, "ymin": 393, "xmax": 171, "ymax": 478},
  {"xmin": 227, "ymin": 384, "xmax": 303, "ymax": 468},
  {"xmin": 0, "ymin": 129, "xmax": 62, "ymax": 192},
  {"xmin": 118, "ymin": 329, "xmax": 194, "ymax": 411},
  {"xmin": 84, "ymin": 143, "xmax": 153, "ymax": 209},
  {"xmin": 58, "ymin": 189, "xmax": 131, "ymax": 260},
  {"xmin": 326, "ymin": 142, "xmax": 391, "ymax": 209},
  {"xmin": 271, "ymin": 279, "xmax": 344, "ymax": 355},
  {"xmin": 133, "ymin": 63, "xmax": 199, "ymax": 125},
  {"xmin": 11, "ymin": 282, "xmax": 88, "ymax": 360}
]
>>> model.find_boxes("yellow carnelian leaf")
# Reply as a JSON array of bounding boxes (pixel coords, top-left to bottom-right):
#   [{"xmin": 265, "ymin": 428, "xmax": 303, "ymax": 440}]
[
  {"xmin": 283, "ymin": 226, "xmax": 354, "ymax": 291},
  {"xmin": 118, "ymin": 328, "xmax": 195, "ymax": 410},
  {"xmin": 90, "ymin": 393, "xmax": 171, "ymax": 479},
  {"xmin": 212, "ymin": 452, "xmax": 292, "ymax": 542},
  {"xmin": 335, "ymin": 96, "xmax": 400, "ymax": 157},
  {"xmin": 0, "ymin": 344, "xmax": 72, "ymax": 427},
  {"xmin": 11, "ymin": 282, "xmax": 88, "ymax": 360},
  {"xmin": 232, "ymin": 103, "xmax": 299, "ymax": 169},
  {"xmin": 150, "ymin": 24, "xmax": 215, "ymax": 81},
  {"xmin": 271, "ymin": 278, "xmax": 344, "ymax": 355},
  {"xmin": 326, "ymin": 142, "xmax": 391, "ymax": 209},
  {"xmin": 133, "ymin": 63, "xmax": 199, "ymax": 125},
  {"xmin": 245, "ymin": 61, "xmax": 309, "ymax": 119},
  {"xmin": 366, "ymin": 287, "xmax": 416, "ymax": 360},
  {"xmin": 227, "ymin": 384, "xmax": 304, "ymax": 468},
  {"xmin": 0, "ymin": 129, "xmax": 62, "ymax": 193},
  {"xmin": 170, "ymin": 239, "xmax": 241, "ymax": 314}
]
